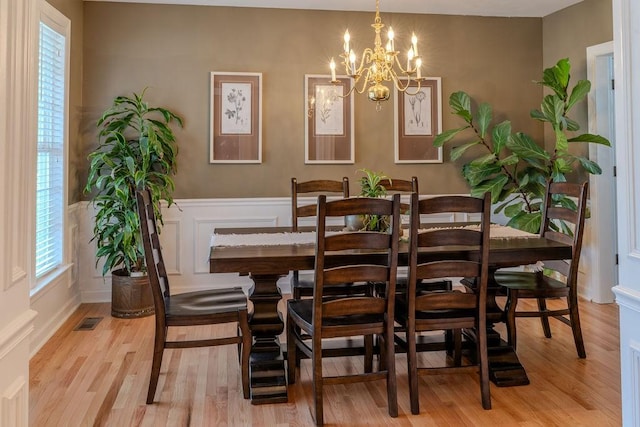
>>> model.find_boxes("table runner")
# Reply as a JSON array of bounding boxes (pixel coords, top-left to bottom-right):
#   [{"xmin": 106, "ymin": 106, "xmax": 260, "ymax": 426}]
[{"xmin": 211, "ymin": 224, "xmax": 537, "ymax": 247}]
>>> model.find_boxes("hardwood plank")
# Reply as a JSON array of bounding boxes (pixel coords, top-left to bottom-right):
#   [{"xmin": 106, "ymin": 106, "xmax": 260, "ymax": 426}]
[{"xmin": 30, "ymin": 299, "xmax": 621, "ymax": 426}]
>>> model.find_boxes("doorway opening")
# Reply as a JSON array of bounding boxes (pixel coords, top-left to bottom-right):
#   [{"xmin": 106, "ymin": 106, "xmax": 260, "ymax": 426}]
[{"xmin": 585, "ymin": 41, "xmax": 617, "ymax": 303}]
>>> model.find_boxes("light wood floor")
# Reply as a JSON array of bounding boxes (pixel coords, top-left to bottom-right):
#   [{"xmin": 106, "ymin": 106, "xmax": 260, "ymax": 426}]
[{"xmin": 30, "ymin": 297, "xmax": 621, "ymax": 426}]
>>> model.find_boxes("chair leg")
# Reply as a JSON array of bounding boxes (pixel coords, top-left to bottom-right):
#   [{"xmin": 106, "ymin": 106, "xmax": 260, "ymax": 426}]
[
  {"xmin": 239, "ymin": 309, "xmax": 252, "ymax": 399},
  {"xmin": 568, "ymin": 294, "xmax": 587, "ymax": 358},
  {"xmin": 453, "ymin": 329, "xmax": 462, "ymax": 367},
  {"xmin": 286, "ymin": 309, "xmax": 297, "ymax": 385},
  {"xmin": 406, "ymin": 324, "xmax": 420, "ymax": 415},
  {"xmin": 477, "ymin": 318, "xmax": 492, "ymax": 410},
  {"xmin": 146, "ymin": 326, "xmax": 166, "ymax": 404},
  {"xmin": 384, "ymin": 329, "xmax": 398, "ymax": 418},
  {"xmin": 378, "ymin": 333, "xmax": 386, "ymax": 371},
  {"xmin": 537, "ymin": 298, "xmax": 552, "ymax": 338},
  {"xmin": 237, "ymin": 326, "xmax": 242, "ymax": 363},
  {"xmin": 505, "ymin": 289, "xmax": 519, "ymax": 351},
  {"xmin": 312, "ymin": 336, "xmax": 324, "ymax": 426},
  {"xmin": 364, "ymin": 334, "xmax": 373, "ymax": 373}
]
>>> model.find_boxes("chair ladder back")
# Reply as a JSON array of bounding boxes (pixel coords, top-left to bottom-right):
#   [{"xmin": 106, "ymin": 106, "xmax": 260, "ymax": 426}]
[
  {"xmin": 313, "ymin": 194, "xmax": 400, "ymax": 325},
  {"xmin": 378, "ymin": 176, "xmax": 419, "ymax": 193},
  {"xmin": 378, "ymin": 177, "xmax": 418, "ymax": 213},
  {"xmin": 407, "ymin": 192, "xmax": 491, "ymax": 315},
  {"xmin": 136, "ymin": 189, "xmax": 169, "ymax": 319},
  {"xmin": 540, "ymin": 181, "xmax": 589, "ymax": 283},
  {"xmin": 291, "ymin": 177, "xmax": 349, "ymax": 230}
]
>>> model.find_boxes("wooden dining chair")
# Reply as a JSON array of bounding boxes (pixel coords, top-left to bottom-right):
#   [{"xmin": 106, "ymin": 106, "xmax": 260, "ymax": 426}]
[
  {"xmin": 374, "ymin": 176, "xmax": 453, "ymax": 298},
  {"xmin": 494, "ymin": 181, "xmax": 589, "ymax": 358},
  {"xmin": 287, "ymin": 194, "xmax": 401, "ymax": 426},
  {"xmin": 291, "ymin": 177, "xmax": 371, "ymax": 299},
  {"xmin": 378, "ymin": 176, "xmax": 418, "ymax": 213},
  {"xmin": 136, "ymin": 189, "xmax": 251, "ymax": 403},
  {"xmin": 395, "ymin": 192, "xmax": 492, "ymax": 414}
]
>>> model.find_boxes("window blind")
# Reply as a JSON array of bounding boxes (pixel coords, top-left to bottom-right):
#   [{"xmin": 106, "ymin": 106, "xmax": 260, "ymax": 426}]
[{"xmin": 36, "ymin": 20, "xmax": 66, "ymax": 278}]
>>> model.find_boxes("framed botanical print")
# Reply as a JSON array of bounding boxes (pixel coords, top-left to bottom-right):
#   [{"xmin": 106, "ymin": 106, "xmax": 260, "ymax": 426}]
[
  {"xmin": 210, "ymin": 72, "xmax": 262, "ymax": 163},
  {"xmin": 305, "ymin": 74, "xmax": 354, "ymax": 164},
  {"xmin": 394, "ymin": 77, "xmax": 443, "ymax": 163}
]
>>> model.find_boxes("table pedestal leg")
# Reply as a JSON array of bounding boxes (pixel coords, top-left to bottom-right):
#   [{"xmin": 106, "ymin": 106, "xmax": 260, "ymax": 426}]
[
  {"xmin": 247, "ymin": 273, "xmax": 288, "ymax": 404},
  {"xmin": 461, "ymin": 272, "xmax": 530, "ymax": 387}
]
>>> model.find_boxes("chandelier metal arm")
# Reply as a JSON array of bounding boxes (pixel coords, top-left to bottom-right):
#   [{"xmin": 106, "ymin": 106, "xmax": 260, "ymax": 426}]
[{"xmin": 329, "ymin": 0, "xmax": 426, "ymax": 107}]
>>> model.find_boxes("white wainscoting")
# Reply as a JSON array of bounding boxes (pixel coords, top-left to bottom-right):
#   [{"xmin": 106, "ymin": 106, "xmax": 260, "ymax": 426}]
[
  {"xmin": 613, "ymin": 286, "xmax": 640, "ymax": 426},
  {"xmin": 78, "ymin": 197, "xmax": 293, "ymax": 302},
  {"xmin": 29, "ymin": 203, "xmax": 82, "ymax": 356},
  {"xmin": 0, "ymin": 311, "xmax": 36, "ymax": 427}
]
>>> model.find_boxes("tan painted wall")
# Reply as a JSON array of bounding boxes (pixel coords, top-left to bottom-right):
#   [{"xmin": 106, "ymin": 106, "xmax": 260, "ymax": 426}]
[
  {"xmin": 542, "ymin": 0, "xmax": 613, "ymax": 158},
  {"xmin": 44, "ymin": 0, "xmax": 84, "ymax": 203},
  {"xmin": 80, "ymin": 3, "xmax": 545, "ymax": 199}
]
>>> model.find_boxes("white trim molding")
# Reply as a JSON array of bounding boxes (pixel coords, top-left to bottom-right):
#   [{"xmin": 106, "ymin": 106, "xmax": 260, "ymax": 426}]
[{"xmin": 613, "ymin": 285, "xmax": 640, "ymax": 426}]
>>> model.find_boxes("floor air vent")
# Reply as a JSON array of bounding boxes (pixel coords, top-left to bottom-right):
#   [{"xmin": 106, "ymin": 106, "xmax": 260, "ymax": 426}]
[{"xmin": 74, "ymin": 317, "xmax": 103, "ymax": 331}]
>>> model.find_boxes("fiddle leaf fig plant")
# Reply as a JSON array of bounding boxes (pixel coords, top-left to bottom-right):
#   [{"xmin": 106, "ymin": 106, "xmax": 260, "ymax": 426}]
[
  {"xmin": 434, "ymin": 58, "xmax": 611, "ymax": 233},
  {"xmin": 85, "ymin": 89, "xmax": 183, "ymax": 276}
]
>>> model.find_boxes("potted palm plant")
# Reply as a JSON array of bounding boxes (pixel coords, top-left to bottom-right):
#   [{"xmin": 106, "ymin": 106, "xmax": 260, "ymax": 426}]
[{"xmin": 85, "ymin": 89, "xmax": 183, "ymax": 318}]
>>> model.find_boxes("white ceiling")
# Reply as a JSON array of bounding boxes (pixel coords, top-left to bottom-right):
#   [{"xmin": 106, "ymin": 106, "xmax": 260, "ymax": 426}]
[{"xmin": 88, "ymin": 0, "xmax": 584, "ymax": 18}]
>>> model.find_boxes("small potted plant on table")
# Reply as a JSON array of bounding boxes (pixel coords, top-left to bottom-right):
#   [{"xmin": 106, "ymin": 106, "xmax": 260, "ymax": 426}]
[{"xmin": 345, "ymin": 168, "xmax": 391, "ymax": 231}]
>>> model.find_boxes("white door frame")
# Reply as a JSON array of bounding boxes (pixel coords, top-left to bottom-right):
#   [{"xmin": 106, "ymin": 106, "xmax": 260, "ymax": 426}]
[{"xmin": 585, "ymin": 41, "xmax": 617, "ymax": 303}]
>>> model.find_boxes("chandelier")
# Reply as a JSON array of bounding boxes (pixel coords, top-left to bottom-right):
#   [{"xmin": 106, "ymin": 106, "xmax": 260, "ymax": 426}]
[{"xmin": 330, "ymin": 0, "xmax": 424, "ymax": 109}]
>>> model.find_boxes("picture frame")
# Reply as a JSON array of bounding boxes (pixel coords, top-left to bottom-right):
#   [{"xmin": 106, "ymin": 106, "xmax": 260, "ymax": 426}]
[
  {"xmin": 394, "ymin": 77, "xmax": 443, "ymax": 163},
  {"xmin": 210, "ymin": 72, "xmax": 262, "ymax": 163},
  {"xmin": 305, "ymin": 74, "xmax": 354, "ymax": 164}
]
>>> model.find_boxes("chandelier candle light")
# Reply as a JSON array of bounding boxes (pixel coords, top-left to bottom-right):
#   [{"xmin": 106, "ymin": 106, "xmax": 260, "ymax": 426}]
[{"xmin": 330, "ymin": 0, "xmax": 425, "ymax": 110}]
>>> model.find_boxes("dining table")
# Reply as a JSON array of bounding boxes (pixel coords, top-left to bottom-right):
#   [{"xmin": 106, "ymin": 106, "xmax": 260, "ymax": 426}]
[{"xmin": 209, "ymin": 224, "xmax": 572, "ymax": 404}]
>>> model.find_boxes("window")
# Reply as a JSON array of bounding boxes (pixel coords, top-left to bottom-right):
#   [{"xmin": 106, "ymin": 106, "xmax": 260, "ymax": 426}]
[{"xmin": 35, "ymin": 2, "xmax": 69, "ymax": 282}]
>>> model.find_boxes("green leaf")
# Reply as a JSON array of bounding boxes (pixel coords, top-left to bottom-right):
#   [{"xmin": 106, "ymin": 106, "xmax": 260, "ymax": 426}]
[
  {"xmin": 555, "ymin": 128, "xmax": 568, "ymax": 153},
  {"xmin": 538, "ymin": 58, "xmax": 570, "ymax": 98},
  {"xmin": 541, "ymin": 95, "xmax": 564, "ymax": 126},
  {"xmin": 477, "ymin": 103, "xmax": 492, "ymax": 138},
  {"xmin": 498, "ymin": 154, "xmax": 519, "ymax": 166},
  {"xmin": 469, "ymin": 153, "xmax": 497, "ymax": 167},
  {"xmin": 471, "ymin": 175, "xmax": 509, "ymax": 203},
  {"xmin": 462, "ymin": 163, "xmax": 502, "ymax": 186},
  {"xmin": 530, "ymin": 109, "xmax": 547, "ymax": 122},
  {"xmin": 507, "ymin": 132, "xmax": 550, "ymax": 160},
  {"xmin": 491, "ymin": 121, "xmax": 511, "ymax": 155},
  {"xmin": 507, "ymin": 211, "xmax": 542, "ymax": 234},
  {"xmin": 565, "ymin": 117, "xmax": 580, "ymax": 131},
  {"xmin": 450, "ymin": 91, "xmax": 471, "ymax": 116},
  {"xmin": 576, "ymin": 156, "xmax": 603, "ymax": 174},
  {"xmin": 504, "ymin": 201, "xmax": 524, "ymax": 218},
  {"xmin": 568, "ymin": 133, "xmax": 611, "ymax": 146},
  {"xmin": 493, "ymin": 196, "xmax": 518, "ymax": 214},
  {"xmin": 554, "ymin": 157, "xmax": 573, "ymax": 174},
  {"xmin": 451, "ymin": 141, "xmax": 481, "ymax": 161},
  {"xmin": 567, "ymin": 80, "xmax": 591, "ymax": 111},
  {"xmin": 434, "ymin": 126, "xmax": 470, "ymax": 147}
]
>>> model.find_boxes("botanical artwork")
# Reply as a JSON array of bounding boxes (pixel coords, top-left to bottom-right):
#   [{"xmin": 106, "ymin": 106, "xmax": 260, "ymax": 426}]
[
  {"xmin": 394, "ymin": 77, "xmax": 442, "ymax": 163},
  {"xmin": 221, "ymin": 82, "xmax": 252, "ymax": 134},
  {"xmin": 403, "ymin": 87, "xmax": 432, "ymax": 135},
  {"xmin": 314, "ymin": 84, "xmax": 344, "ymax": 136},
  {"xmin": 210, "ymin": 72, "xmax": 262, "ymax": 163},
  {"xmin": 304, "ymin": 74, "xmax": 354, "ymax": 164}
]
